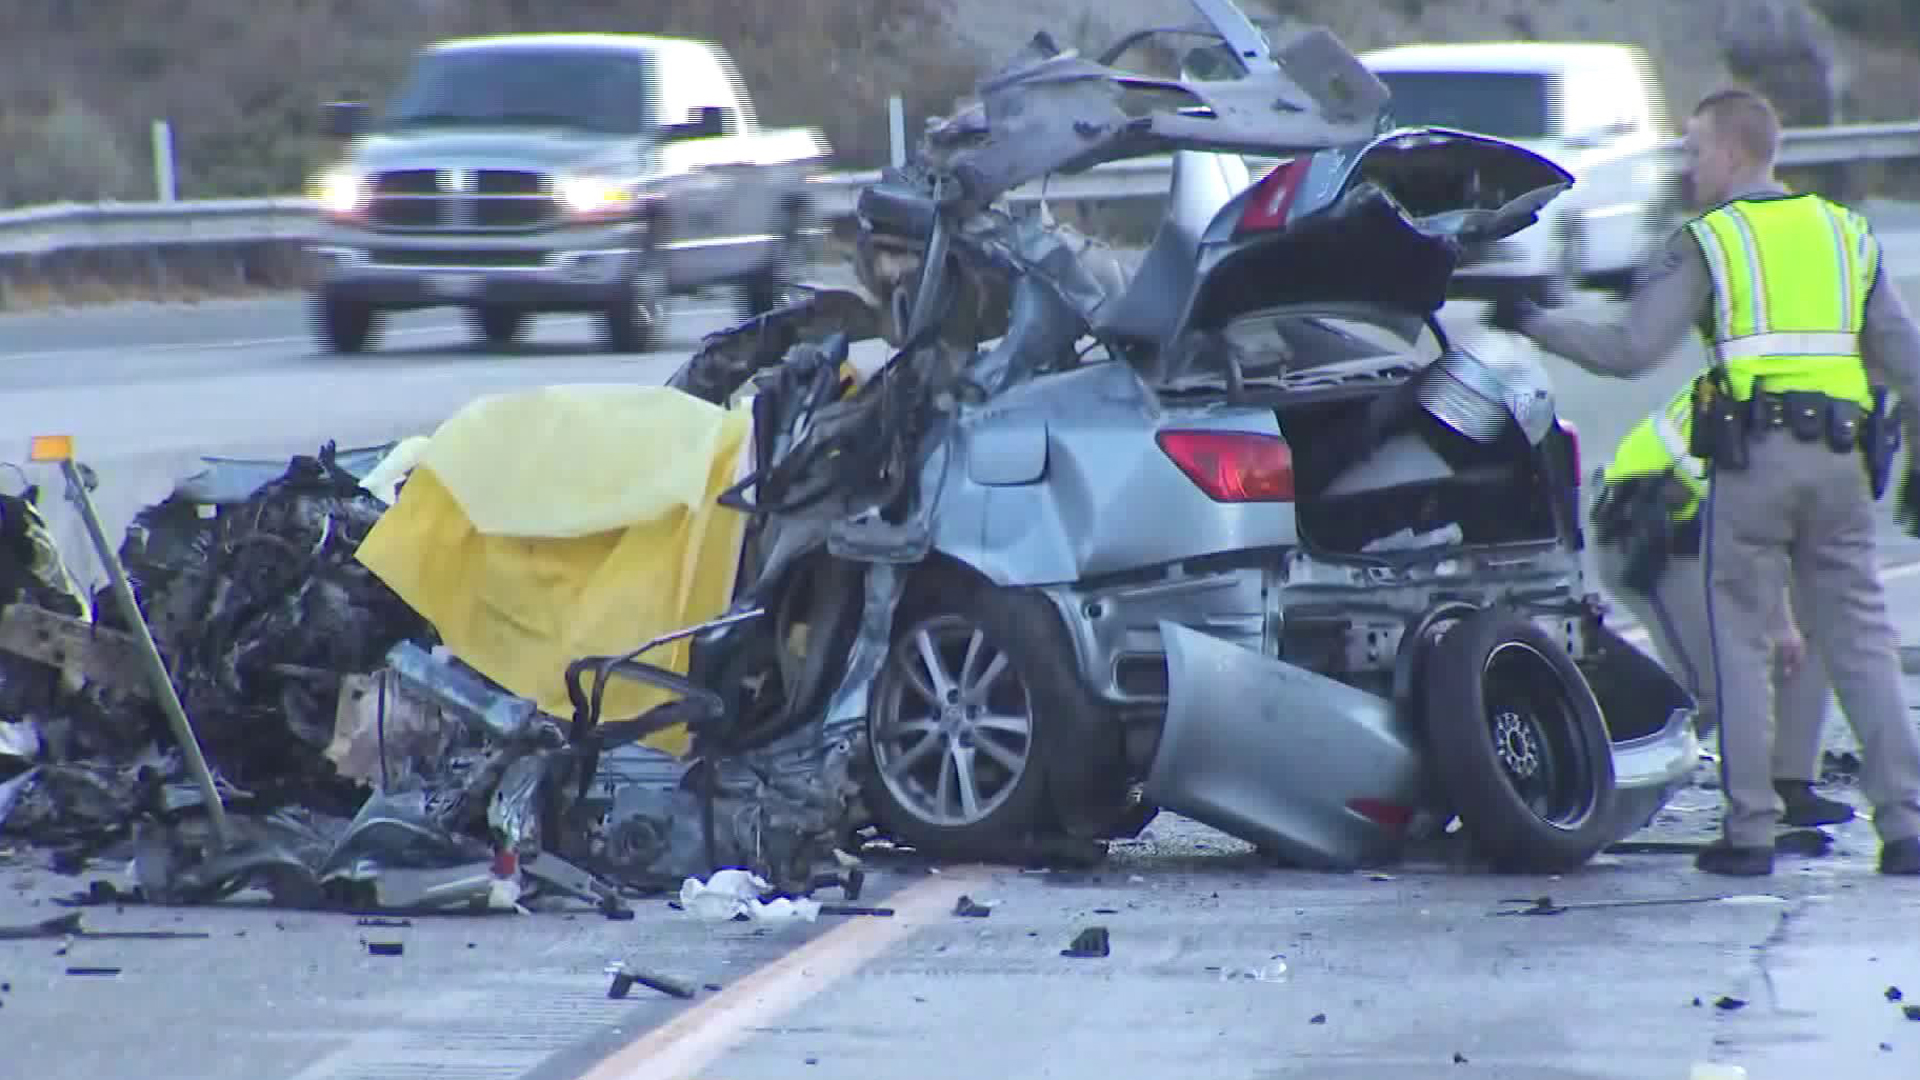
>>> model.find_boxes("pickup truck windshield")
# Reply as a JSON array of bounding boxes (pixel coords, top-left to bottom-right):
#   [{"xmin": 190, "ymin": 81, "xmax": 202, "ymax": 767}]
[
  {"xmin": 381, "ymin": 47, "xmax": 655, "ymax": 135},
  {"xmin": 1374, "ymin": 71, "xmax": 1550, "ymax": 141}
]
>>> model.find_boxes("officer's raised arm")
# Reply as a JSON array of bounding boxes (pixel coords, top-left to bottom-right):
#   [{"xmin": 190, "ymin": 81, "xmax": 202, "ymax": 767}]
[{"xmin": 1491, "ymin": 230, "xmax": 1711, "ymax": 380}]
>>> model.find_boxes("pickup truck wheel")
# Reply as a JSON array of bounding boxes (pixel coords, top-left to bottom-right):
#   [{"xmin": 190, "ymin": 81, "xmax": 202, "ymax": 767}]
[
  {"xmin": 1421, "ymin": 607, "xmax": 1618, "ymax": 873},
  {"xmin": 602, "ymin": 277, "xmax": 663, "ymax": 353},
  {"xmin": 313, "ymin": 296, "xmax": 379, "ymax": 354},
  {"xmin": 738, "ymin": 228, "xmax": 799, "ymax": 320},
  {"xmin": 469, "ymin": 305, "xmax": 526, "ymax": 348}
]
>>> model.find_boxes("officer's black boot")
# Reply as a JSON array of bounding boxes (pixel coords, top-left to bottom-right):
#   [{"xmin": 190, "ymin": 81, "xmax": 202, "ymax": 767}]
[
  {"xmin": 1774, "ymin": 779, "xmax": 1856, "ymax": 827},
  {"xmin": 1881, "ymin": 837, "xmax": 1920, "ymax": 876},
  {"xmin": 1695, "ymin": 840, "xmax": 1774, "ymax": 877}
]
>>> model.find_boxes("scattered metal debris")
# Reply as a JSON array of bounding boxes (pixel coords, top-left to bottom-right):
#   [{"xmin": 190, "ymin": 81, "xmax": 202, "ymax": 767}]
[
  {"xmin": 1493, "ymin": 894, "xmax": 1773, "ymax": 917},
  {"xmin": 606, "ymin": 961, "xmax": 698, "ymax": 1000},
  {"xmin": 364, "ymin": 940, "xmax": 403, "ymax": 957},
  {"xmin": 1714, "ymin": 996, "xmax": 1747, "ymax": 1011},
  {"xmin": 1888, "ymin": 986, "xmax": 1904, "ymax": 1002},
  {"xmin": 953, "ymin": 895, "xmax": 992, "ymax": 918},
  {"xmin": 64, "ymin": 966, "xmax": 121, "ymax": 977},
  {"xmin": 1061, "ymin": 926, "xmax": 1109, "ymax": 958}
]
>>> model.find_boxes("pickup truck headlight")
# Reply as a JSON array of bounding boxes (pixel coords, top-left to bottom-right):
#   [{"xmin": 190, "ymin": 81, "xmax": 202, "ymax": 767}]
[
  {"xmin": 311, "ymin": 169, "xmax": 367, "ymax": 218},
  {"xmin": 556, "ymin": 173, "xmax": 637, "ymax": 221}
]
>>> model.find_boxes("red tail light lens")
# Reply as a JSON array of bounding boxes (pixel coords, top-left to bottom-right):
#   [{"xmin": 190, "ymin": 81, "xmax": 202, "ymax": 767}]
[
  {"xmin": 1557, "ymin": 418, "xmax": 1580, "ymax": 480},
  {"xmin": 1157, "ymin": 430, "xmax": 1294, "ymax": 502},
  {"xmin": 1235, "ymin": 157, "xmax": 1309, "ymax": 235}
]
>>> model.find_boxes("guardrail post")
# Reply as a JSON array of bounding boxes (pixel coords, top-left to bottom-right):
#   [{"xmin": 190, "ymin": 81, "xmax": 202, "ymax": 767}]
[
  {"xmin": 888, "ymin": 95, "xmax": 906, "ymax": 169},
  {"xmin": 152, "ymin": 120, "xmax": 177, "ymax": 203}
]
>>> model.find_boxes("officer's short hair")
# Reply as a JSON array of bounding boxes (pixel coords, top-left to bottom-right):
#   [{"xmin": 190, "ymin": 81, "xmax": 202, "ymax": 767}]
[{"xmin": 1693, "ymin": 88, "xmax": 1782, "ymax": 164}]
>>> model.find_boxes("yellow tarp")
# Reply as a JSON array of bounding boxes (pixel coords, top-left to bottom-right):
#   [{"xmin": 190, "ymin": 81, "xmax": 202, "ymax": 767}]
[{"xmin": 353, "ymin": 384, "xmax": 754, "ymax": 758}]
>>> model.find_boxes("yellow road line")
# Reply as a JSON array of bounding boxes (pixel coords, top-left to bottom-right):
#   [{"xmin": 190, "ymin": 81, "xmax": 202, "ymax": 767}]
[{"xmin": 579, "ymin": 865, "xmax": 990, "ymax": 1080}]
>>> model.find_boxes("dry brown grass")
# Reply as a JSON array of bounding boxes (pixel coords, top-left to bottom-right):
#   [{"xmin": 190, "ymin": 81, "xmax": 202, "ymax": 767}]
[{"xmin": 0, "ymin": 0, "xmax": 981, "ymax": 204}]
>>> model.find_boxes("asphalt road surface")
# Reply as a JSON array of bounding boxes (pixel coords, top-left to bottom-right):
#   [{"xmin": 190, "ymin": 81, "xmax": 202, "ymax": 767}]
[{"xmin": 4, "ymin": 249, "xmax": 1920, "ymax": 1080}]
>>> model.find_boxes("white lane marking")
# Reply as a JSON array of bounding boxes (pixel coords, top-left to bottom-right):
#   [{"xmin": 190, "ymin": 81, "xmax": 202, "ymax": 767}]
[
  {"xmin": 0, "ymin": 306, "xmax": 737, "ymax": 363},
  {"xmin": 577, "ymin": 867, "xmax": 989, "ymax": 1080},
  {"xmin": 1614, "ymin": 559, "xmax": 1920, "ymax": 647}
]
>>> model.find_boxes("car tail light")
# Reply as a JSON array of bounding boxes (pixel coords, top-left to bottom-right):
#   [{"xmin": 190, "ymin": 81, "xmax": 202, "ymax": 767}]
[
  {"xmin": 1235, "ymin": 157, "xmax": 1309, "ymax": 235},
  {"xmin": 1556, "ymin": 418, "xmax": 1580, "ymax": 480},
  {"xmin": 1156, "ymin": 430, "xmax": 1294, "ymax": 502}
]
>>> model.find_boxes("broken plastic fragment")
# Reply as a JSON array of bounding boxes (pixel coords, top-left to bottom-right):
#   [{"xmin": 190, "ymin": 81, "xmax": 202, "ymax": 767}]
[
  {"xmin": 953, "ymin": 895, "xmax": 992, "ymax": 918},
  {"xmin": 678, "ymin": 869, "xmax": 820, "ymax": 923},
  {"xmin": 1713, "ymin": 996, "xmax": 1746, "ymax": 1011},
  {"xmin": 1062, "ymin": 926, "xmax": 1109, "ymax": 958}
]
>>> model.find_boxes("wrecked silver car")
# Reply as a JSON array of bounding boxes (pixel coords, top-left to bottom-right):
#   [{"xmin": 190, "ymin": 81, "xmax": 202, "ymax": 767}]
[{"xmin": 663, "ymin": 0, "xmax": 1700, "ymax": 873}]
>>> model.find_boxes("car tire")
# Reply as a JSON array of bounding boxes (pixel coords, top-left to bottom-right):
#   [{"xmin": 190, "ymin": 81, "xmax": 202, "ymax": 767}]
[
  {"xmin": 1421, "ymin": 606, "xmax": 1618, "ymax": 873},
  {"xmin": 737, "ymin": 219, "xmax": 801, "ymax": 321},
  {"xmin": 470, "ymin": 305, "xmax": 526, "ymax": 349},
  {"xmin": 862, "ymin": 575, "xmax": 1129, "ymax": 861},
  {"xmin": 313, "ymin": 295, "xmax": 379, "ymax": 354},
  {"xmin": 602, "ymin": 273, "xmax": 663, "ymax": 353}
]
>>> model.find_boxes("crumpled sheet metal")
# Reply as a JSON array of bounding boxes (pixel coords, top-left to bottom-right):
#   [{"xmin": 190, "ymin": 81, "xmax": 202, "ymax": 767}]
[{"xmin": 107, "ymin": 441, "xmax": 437, "ymax": 792}]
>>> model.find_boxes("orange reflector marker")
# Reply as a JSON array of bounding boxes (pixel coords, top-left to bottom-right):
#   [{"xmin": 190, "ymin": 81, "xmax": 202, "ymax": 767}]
[{"xmin": 27, "ymin": 435, "xmax": 73, "ymax": 462}]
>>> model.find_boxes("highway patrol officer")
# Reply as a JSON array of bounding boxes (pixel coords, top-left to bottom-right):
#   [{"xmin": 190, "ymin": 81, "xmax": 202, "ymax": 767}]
[
  {"xmin": 1590, "ymin": 382, "xmax": 1854, "ymax": 828},
  {"xmin": 1488, "ymin": 87, "xmax": 1920, "ymax": 877}
]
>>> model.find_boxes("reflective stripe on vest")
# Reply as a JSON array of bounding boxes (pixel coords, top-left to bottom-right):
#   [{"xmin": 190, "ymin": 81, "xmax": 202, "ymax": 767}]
[
  {"xmin": 1684, "ymin": 194, "xmax": 1881, "ymax": 409},
  {"xmin": 1602, "ymin": 379, "xmax": 1708, "ymax": 522}
]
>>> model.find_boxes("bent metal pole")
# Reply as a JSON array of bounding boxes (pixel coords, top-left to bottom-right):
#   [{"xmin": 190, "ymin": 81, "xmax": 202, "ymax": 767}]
[{"xmin": 31, "ymin": 438, "xmax": 233, "ymax": 847}]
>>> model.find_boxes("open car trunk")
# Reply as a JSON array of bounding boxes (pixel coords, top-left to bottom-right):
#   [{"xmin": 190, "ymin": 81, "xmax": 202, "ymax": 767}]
[{"xmin": 1277, "ymin": 390, "xmax": 1569, "ymax": 555}]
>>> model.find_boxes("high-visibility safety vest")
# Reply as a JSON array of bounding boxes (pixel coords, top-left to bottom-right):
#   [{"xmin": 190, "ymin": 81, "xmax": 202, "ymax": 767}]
[
  {"xmin": 1602, "ymin": 380, "xmax": 1709, "ymax": 523},
  {"xmin": 1685, "ymin": 192, "xmax": 1882, "ymax": 409}
]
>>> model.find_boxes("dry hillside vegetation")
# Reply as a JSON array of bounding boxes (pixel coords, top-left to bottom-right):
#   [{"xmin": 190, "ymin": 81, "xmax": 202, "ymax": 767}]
[{"xmin": 0, "ymin": 0, "xmax": 1913, "ymax": 207}]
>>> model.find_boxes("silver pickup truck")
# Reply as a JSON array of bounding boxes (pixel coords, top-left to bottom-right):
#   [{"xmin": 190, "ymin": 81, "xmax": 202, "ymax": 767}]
[{"xmin": 305, "ymin": 33, "xmax": 833, "ymax": 354}]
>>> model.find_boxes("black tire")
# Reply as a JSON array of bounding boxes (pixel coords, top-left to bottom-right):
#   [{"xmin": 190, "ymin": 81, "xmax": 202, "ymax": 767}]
[
  {"xmin": 313, "ymin": 295, "xmax": 378, "ymax": 353},
  {"xmin": 737, "ymin": 218, "xmax": 801, "ymax": 321},
  {"xmin": 1421, "ymin": 607, "xmax": 1617, "ymax": 873},
  {"xmin": 469, "ymin": 305, "xmax": 526, "ymax": 348},
  {"xmin": 602, "ymin": 271, "xmax": 663, "ymax": 353},
  {"xmin": 862, "ymin": 576, "xmax": 1129, "ymax": 860}
]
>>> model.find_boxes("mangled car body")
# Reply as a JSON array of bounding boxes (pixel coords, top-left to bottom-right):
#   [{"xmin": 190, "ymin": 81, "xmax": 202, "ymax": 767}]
[{"xmin": 661, "ymin": 0, "xmax": 1700, "ymax": 873}]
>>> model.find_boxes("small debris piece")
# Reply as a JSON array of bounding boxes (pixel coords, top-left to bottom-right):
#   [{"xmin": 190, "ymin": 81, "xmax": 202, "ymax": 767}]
[
  {"xmin": 1309, "ymin": 1013, "xmax": 1327, "ymax": 1025},
  {"xmin": 602, "ymin": 905, "xmax": 635, "ymax": 922},
  {"xmin": 1453, "ymin": 1052, "xmax": 1468, "ymax": 1064},
  {"xmin": 365, "ymin": 941, "xmax": 404, "ymax": 957},
  {"xmin": 1714, "ymin": 996, "xmax": 1747, "ymax": 1011},
  {"xmin": 607, "ymin": 964, "xmax": 697, "ymax": 1001},
  {"xmin": 816, "ymin": 904, "xmax": 893, "ymax": 917},
  {"xmin": 1904, "ymin": 1005, "xmax": 1920, "ymax": 1022},
  {"xmin": 704, "ymin": 983, "xmax": 722, "ymax": 992},
  {"xmin": 805, "ymin": 1057, "xmax": 819, "ymax": 1066},
  {"xmin": 65, "ymin": 966, "xmax": 121, "ymax": 976},
  {"xmin": 1887, "ymin": 986, "xmax": 1904, "ymax": 1002},
  {"xmin": 1061, "ymin": 926, "xmax": 1109, "ymax": 958},
  {"xmin": 953, "ymin": 896, "xmax": 992, "ymax": 918},
  {"xmin": 1693, "ymin": 997, "xmax": 1703, "ymax": 1007},
  {"xmin": 356, "ymin": 917, "xmax": 411, "ymax": 928},
  {"xmin": 1881, "ymin": 1043, "xmax": 1894, "ymax": 1052},
  {"xmin": 1093, "ymin": 907, "xmax": 1118, "ymax": 915}
]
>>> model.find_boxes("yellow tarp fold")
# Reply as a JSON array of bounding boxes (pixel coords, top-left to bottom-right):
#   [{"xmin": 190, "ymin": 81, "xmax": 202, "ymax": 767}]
[{"xmin": 353, "ymin": 384, "xmax": 753, "ymax": 758}]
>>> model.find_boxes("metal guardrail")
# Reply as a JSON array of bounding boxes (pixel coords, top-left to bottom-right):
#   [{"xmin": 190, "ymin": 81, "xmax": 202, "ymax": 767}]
[{"xmin": 0, "ymin": 121, "xmax": 1913, "ymax": 258}]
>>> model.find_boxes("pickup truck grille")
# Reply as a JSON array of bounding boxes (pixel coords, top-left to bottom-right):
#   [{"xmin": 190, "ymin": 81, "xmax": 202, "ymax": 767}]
[{"xmin": 365, "ymin": 168, "xmax": 556, "ymax": 232}]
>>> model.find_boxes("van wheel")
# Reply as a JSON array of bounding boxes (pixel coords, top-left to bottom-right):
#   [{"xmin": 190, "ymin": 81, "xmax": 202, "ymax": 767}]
[
  {"xmin": 1422, "ymin": 607, "xmax": 1617, "ymax": 873},
  {"xmin": 313, "ymin": 296, "xmax": 379, "ymax": 353},
  {"xmin": 862, "ymin": 580, "xmax": 1126, "ymax": 860}
]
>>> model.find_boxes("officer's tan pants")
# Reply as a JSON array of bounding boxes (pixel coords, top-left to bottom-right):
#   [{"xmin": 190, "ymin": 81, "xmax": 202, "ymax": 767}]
[
  {"xmin": 1593, "ymin": 541, "xmax": 1829, "ymax": 782},
  {"xmin": 1704, "ymin": 433, "xmax": 1920, "ymax": 848}
]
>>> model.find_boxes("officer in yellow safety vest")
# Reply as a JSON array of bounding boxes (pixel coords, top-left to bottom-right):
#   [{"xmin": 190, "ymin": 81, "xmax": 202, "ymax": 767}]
[
  {"xmin": 1487, "ymin": 87, "xmax": 1920, "ymax": 877},
  {"xmin": 1590, "ymin": 379, "xmax": 1856, "ymax": 829}
]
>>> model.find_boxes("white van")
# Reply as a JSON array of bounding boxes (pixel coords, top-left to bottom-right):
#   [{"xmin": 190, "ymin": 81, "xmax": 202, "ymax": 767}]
[{"xmin": 1360, "ymin": 42, "xmax": 1681, "ymax": 297}]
